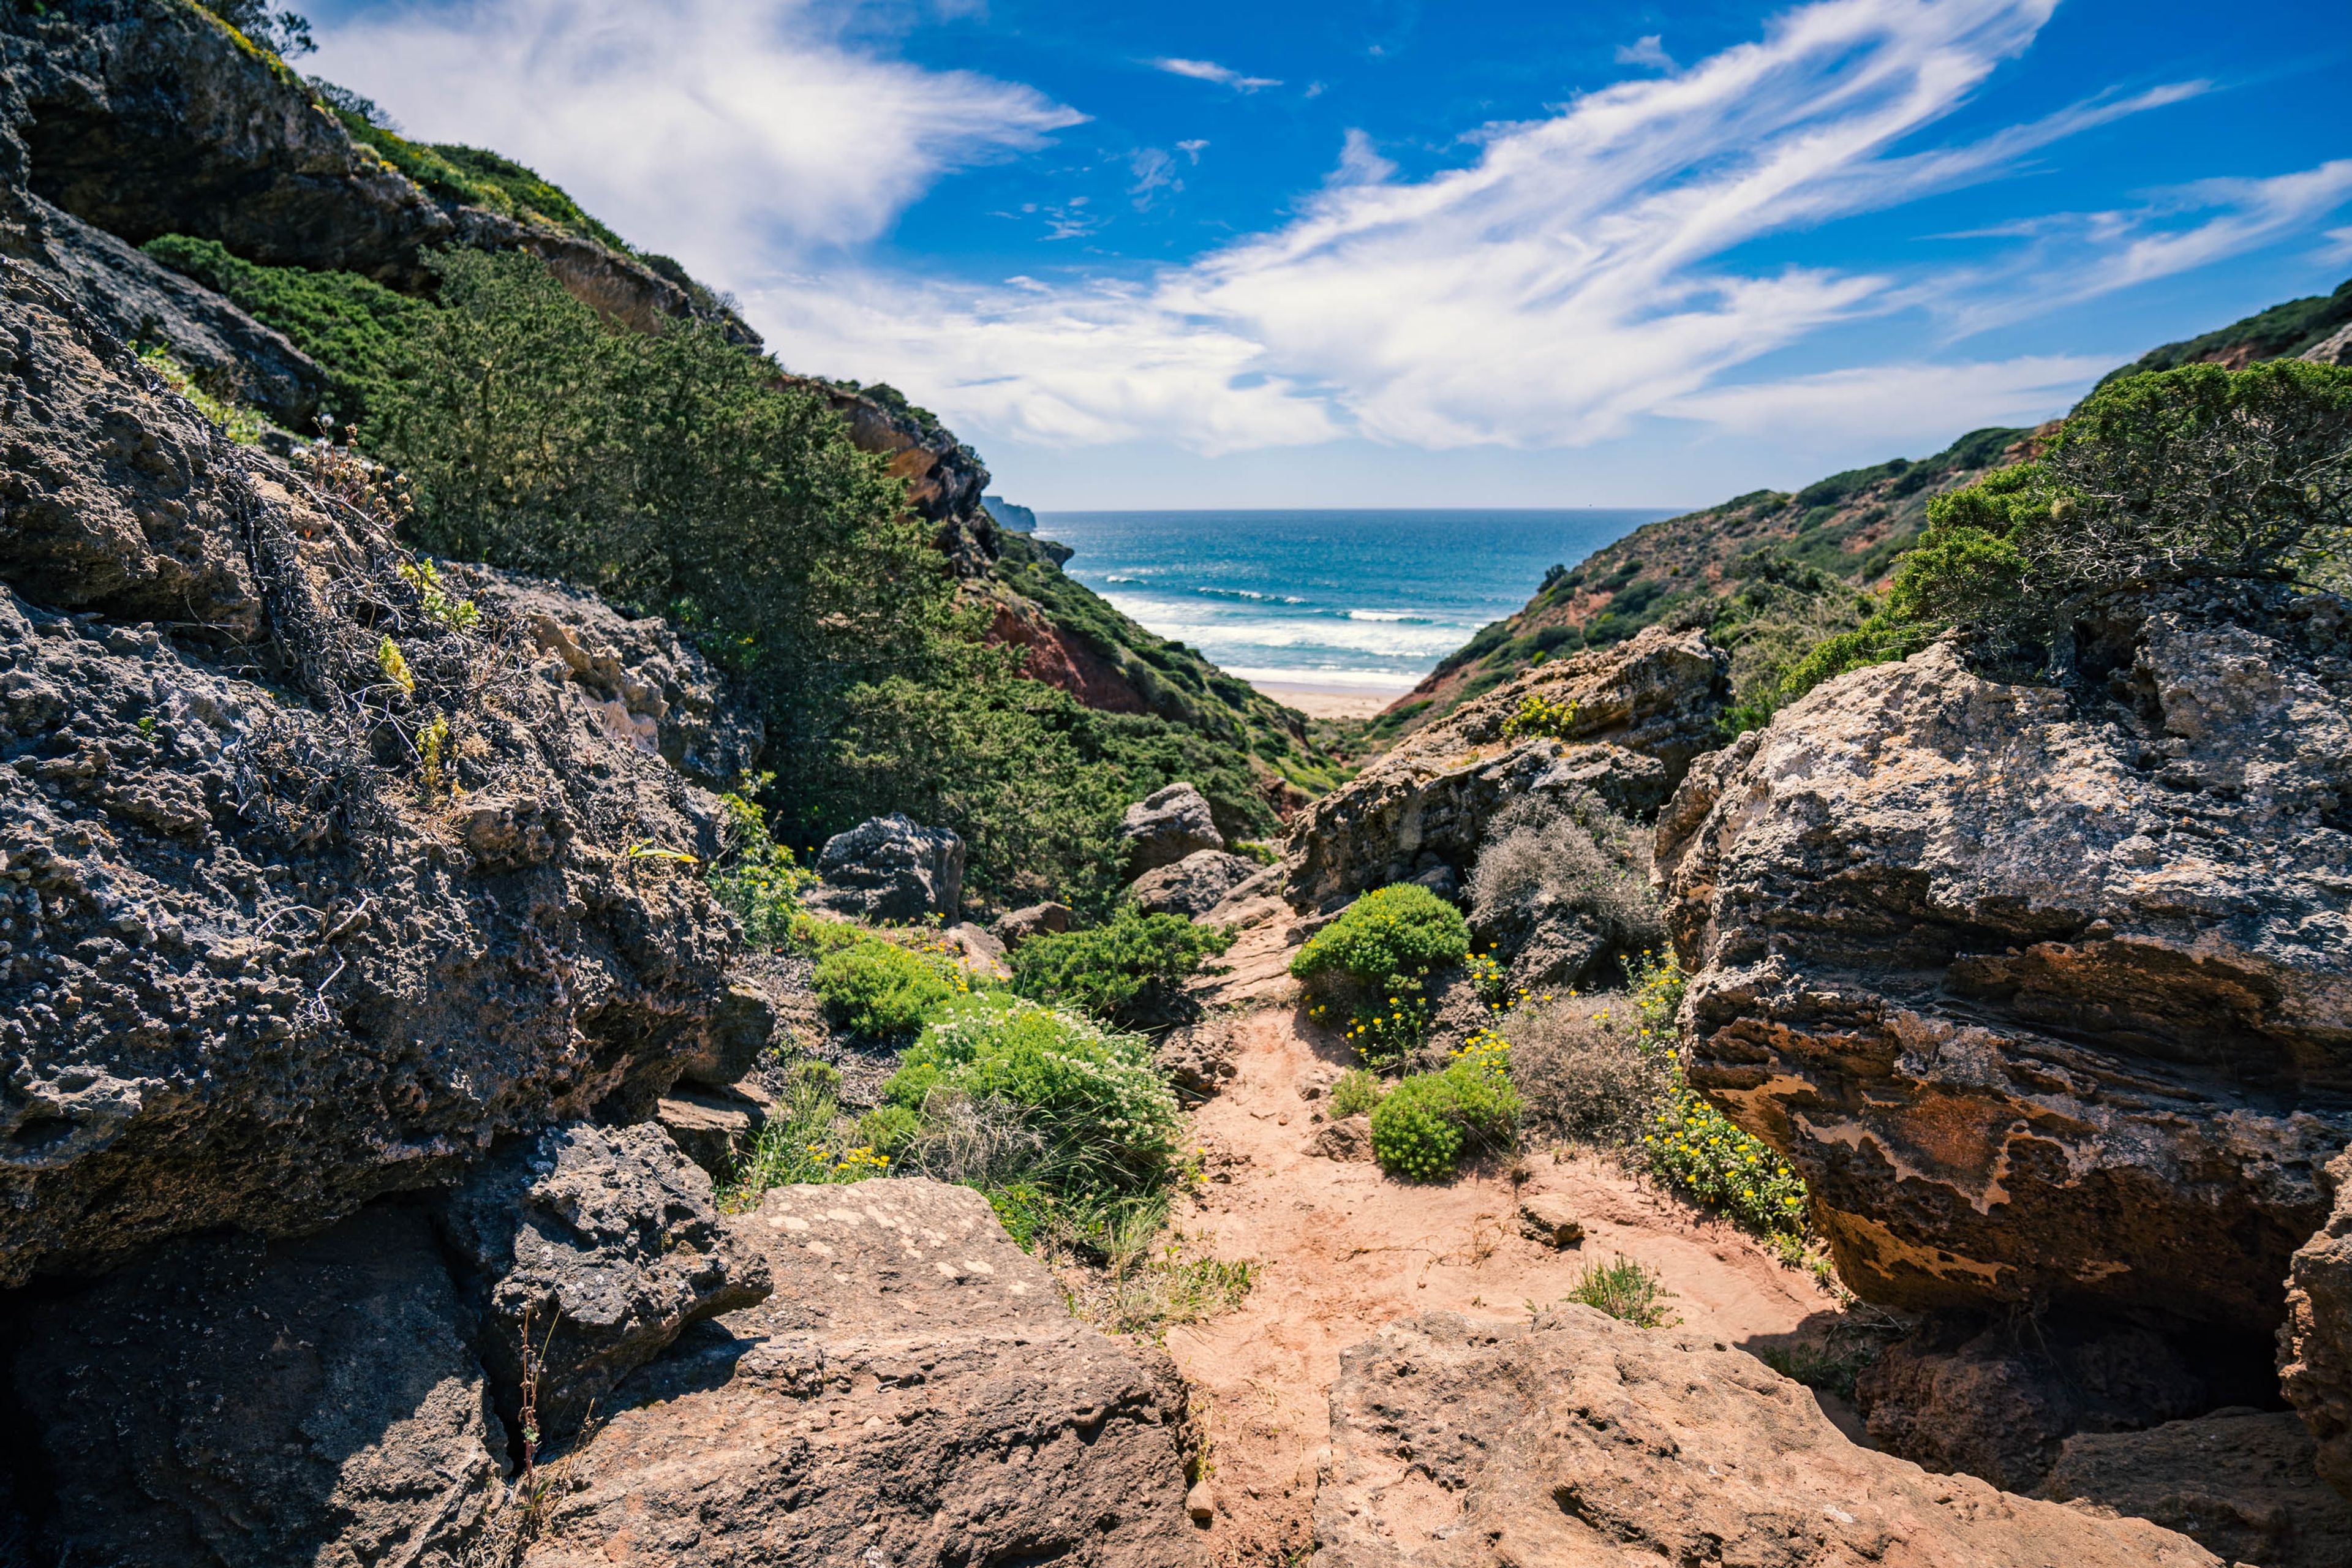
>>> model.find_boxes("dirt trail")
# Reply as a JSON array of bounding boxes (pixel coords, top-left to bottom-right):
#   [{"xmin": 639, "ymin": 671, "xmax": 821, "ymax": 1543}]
[{"xmin": 1165, "ymin": 1003, "xmax": 1845, "ymax": 1564}]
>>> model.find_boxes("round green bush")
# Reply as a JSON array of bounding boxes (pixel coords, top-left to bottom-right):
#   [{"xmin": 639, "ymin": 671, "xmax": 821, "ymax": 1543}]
[
  {"xmin": 812, "ymin": 939, "xmax": 952, "ymax": 1036},
  {"xmin": 1289, "ymin": 883, "xmax": 1469, "ymax": 993},
  {"xmin": 1011, "ymin": 908, "xmax": 1234, "ymax": 1028},
  {"xmin": 1367, "ymin": 1058, "xmax": 1522, "ymax": 1183}
]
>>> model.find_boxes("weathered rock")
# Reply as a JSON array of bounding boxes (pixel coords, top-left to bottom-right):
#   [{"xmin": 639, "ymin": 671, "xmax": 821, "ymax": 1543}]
[
  {"xmin": 1131, "ymin": 847, "xmax": 1262, "ymax": 918},
  {"xmin": 434, "ymin": 1123, "xmax": 772, "ymax": 1441},
  {"xmin": 1659, "ymin": 592, "xmax": 2352, "ymax": 1330},
  {"xmin": 1515, "ymin": 1195, "xmax": 1585, "ymax": 1248},
  {"xmin": 1285, "ymin": 624, "xmax": 1726, "ymax": 911},
  {"xmin": 2302, "ymin": 320, "xmax": 2352, "ymax": 368},
  {"xmin": 994, "ymin": 899, "xmax": 1074, "ymax": 948},
  {"xmin": 943, "ymin": 918, "xmax": 1012, "ymax": 979},
  {"xmin": 455, "ymin": 564, "xmax": 764, "ymax": 791},
  {"xmin": 2282, "ymin": 1145, "xmax": 2352, "ymax": 1496},
  {"xmin": 1308, "ymin": 1114, "xmax": 1373, "ymax": 1161},
  {"xmin": 0, "ymin": 263, "xmax": 744, "ymax": 1287},
  {"xmin": 1123, "ymin": 780, "xmax": 1225, "ymax": 875},
  {"xmin": 2039, "ymin": 1409, "xmax": 2352, "ymax": 1568},
  {"xmin": 12, "ymin": 1207, "xmax": 507, "ymax": 1568},
  {"xmin": 656, "ymin": 1078, "xmax": 775, "ymax": 1182},
  {"xmin": 1852, "ymin": 1314, "xmax": 2237, "ymax": 1493},
  {"xmin": 804, "ymin": 812, "xmax": 965, "ymax": 923},
  {"xmin": 1156, "ymin": 1016, "xmax": 1238, "ymax": 1096},
  {"xmin": 1316, "ymin": 1308, "xmax": 2220, "ymax": 1567},
  {"xmin": 521, "ymin": 1178, "xmax": 1201, "ymax": 1568}
]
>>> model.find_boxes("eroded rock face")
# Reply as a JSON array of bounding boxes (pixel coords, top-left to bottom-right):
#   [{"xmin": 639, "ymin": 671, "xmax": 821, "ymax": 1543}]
[
  {"xmin": 1131, "ymin": 848, "xmax": 1262, "ymax": 918},
  {"xmin": 434, "ymin": 1123, "xmax": 772, "ymax": 1442},
  {"xmin": 1124, "ymin": 781, "xmax": 1225, "ymax": 875},
  {"xmin": 12, "ymin": 1207, "xmax": 507, "ymax": 1568},
  {"xmin": 521, "ymin": 1178, "xmax": 1202, "ymax": 1568},
  {"xmin": 2282, "ymin": 1146, "xmax": 2352, "ymax": 1495},
  {"xmin": 1659, "ymin": 592, "xmax": 2352, "ymax": 1330},
  {"xmin": 1315, "ymin": 1309, "xmax": 2218, "ymax": 1567},
  {"xmin": 805, "ymin": 812, "xmax": 965, "ymax": 923},
  {"xmin": 0, "ymin": 263, "xmax": 744, "ymax": 1286},
  {"xmin": 2039, "ymin": 1409, "xmax": 2352, "ymax": 1568},
  {"xmin": 1285, "ymin": 624, "xmax": 1725, "ymax": 912}
]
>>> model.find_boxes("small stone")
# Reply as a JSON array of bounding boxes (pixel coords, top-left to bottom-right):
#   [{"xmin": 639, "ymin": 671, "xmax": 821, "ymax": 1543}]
[
  {"xmin": 1186, "ymin": 1480, "xmax": 1216, "ymax": 1523},
  {"xmin": 1517, "ymin": 1197, "xmax": 1585, "ymax": 1249}
]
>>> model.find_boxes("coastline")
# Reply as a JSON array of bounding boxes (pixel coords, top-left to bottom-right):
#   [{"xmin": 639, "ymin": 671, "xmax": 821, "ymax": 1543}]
[{"xmin": 1248, "ymin": 680, "xmax": 1402, "ymax": 720}]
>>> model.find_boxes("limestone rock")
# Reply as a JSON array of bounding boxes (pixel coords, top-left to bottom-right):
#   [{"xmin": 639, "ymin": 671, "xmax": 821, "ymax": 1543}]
[
  {"xmin": 1131, "ymin": 848, "xmax": 1262, "ymax": 918},
  {"xmin": 1316, "ymin": 1309, "xmax": 2220, "ymax": 1567},
  {"xmin": 11, "ymin": 1208, "xmax": 505, "ymax": 1568},
  {"xmin": 1123, "ymin": 781, "xmax": 1224, "ymax": 875},
  {"xmin": 2302, "ymin": 320, "xmax": 2352, "ymax": 368},
  {"xmin": 521, "ymin": 1178, "xmax": 1201, "ymax": 1568},
  {"xmin": 943, "ymin": 919, "xmax": 1011, "ymax": 979},
  {"xmin": 1285, "ymin": 624, "xmax": 1726, "ymax": 912},
  {"xmin": 994, "ymin": 900, "xmax": 1075, "ymax": 948},
  {"xmin": 0, "ymin": 264, "xmax": 745, "ymax": 1287},
  {"xmin": 2039, "ymin": 1409, "xmax": 2352, "ymax": 1568},
  {"xmin": 1659, "ymin": 590, "xmax": 2352, "ymax": 1331},
  {"xmin": 804, "ymin": 812, "xmax": 965, "ymax": 922},
  {"xmin": 1309, "ymin": 1115, "xmax": 1373, "ymax": 1161},
  {"xmin": 2282, "ymin": 1145, "xmax": 2352, "ymax": 1496},
  {"xmin": 1155, "ymin": 1017, "xmax": 1238, "ymax": 1097},
  {"xmin": 1515, "ymin": 1196, "xmax": 1585, "ymax": 1248},
  {"xmin": 657, "ymin": 1079, "xmax": 775, "ymax": 1182},
  {"xmin": 434, "ymin": 1123, "xmax": 772, "ymax": 1442}
]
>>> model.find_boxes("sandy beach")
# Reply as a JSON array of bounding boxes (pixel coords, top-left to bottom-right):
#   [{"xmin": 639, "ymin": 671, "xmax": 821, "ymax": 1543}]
[{"xmin": 1250, "ymin": 680, "xmax": 1402, "ymax": 720}]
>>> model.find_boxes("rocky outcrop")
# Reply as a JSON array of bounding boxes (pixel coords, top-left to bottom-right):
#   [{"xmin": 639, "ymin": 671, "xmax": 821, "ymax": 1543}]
[
  {"xmin": 805, "ymin": 812, "xmax": 965, "ymax": 923},
  {"xmin": 13, "ymin": 1207, "xmax": 509, "ymax": 1568},
  {"xmin": 433, "ymin": 1123, "xmax": 772, "ymax": 1442},
  {"xmin": 1286, "ymin": 624, "xmax": 1727, "ymax": 911},
  {"xmin": 520, "ymin": 1178, "xmax": 1202, "ymax": 1567},
  {"xmin": 1131, "ymin": 848, "xmax": 1261, "ymax": 918},
  {"xmin": 2304, "ymin": 321, "xmax": 2352, "ymax": 368},
  {"xmin": 2282, "ymin": 1145, "xmax": 2352, "ymax": 1495},
  {"xmin": 656, "ymin": 1078, "xmax": 774, "ymax": 1180},
  {"xmin": 1658, "ymin": 589, "xmax": 2352, "ymax": 1333},
  {"xmin": 994, "ymin": 900, "xmax": 1075, "ymax": 948},
  {"xmin": 1316, "ymin": 1308, "xmax": 2218, "ymax": 1567},
  {"xmin": 0, "ymin": 260, "xmax": 745, "ymax": 1286},
  {"xmin": 1124, "ymin": 781, "xmax": 1225, "ymax": 875},
  {"xmin": 2038, "ymin": 1409, "xmax": 2352, "ymax": 1568}
]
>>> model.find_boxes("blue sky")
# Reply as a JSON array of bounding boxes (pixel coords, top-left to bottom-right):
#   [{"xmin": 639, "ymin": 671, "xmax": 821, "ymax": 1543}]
[{"xmin": 308, "ymin": 0, "xmax": 2352, "ymax": 509}]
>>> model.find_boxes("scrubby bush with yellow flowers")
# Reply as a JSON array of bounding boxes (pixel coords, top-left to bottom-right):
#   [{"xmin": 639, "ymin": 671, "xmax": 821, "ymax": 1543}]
[
  {"xmin": 1498, "ymin": 690, "xmax": 1580, "ymax": 742},
  {"xmin": 1292, "ymin": 883, "xmax": 1470, "ymax": 1066},
  {"xmin": 1367, "ymin": 1026, "xmax": 1520, "ymax": 1182}
]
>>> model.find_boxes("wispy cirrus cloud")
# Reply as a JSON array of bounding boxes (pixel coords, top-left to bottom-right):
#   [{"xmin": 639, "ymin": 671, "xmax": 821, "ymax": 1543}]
[
  {"xmin": 1150, "ymin": 57, "xmax": 1283, "ymax": 91},
  {"xmin": 1615, "ymin": 34, "xmax": 1675, "ymax": 70}
]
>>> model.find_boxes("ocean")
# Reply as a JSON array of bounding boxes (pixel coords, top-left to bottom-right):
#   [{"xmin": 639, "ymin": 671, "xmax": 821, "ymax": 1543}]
[{"xmin": 1033, "ymin": 509, "xmax": 1673, "ymax": 698}]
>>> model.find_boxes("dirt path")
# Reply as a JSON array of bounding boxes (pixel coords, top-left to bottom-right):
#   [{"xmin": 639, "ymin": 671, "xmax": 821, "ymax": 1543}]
[{"xmin": 1164, "ymin": 1003, "xmax": 1845, "ymax": 1564}]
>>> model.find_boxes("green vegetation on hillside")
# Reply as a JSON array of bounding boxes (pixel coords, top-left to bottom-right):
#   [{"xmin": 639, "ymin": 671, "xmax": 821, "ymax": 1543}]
[{"xmin": 2100, "ymin": 275, "xmax": 2352, "ymax": 386}]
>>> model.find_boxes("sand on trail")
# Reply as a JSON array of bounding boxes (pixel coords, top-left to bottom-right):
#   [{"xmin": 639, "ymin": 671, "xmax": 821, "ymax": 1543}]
[{"xmin": 1163, "ymin": 1003, "xmax": 1846, "ymax": 1565}]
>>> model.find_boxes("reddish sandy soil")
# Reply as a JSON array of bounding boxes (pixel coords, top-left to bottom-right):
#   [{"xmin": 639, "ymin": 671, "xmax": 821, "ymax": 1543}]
[{"xmin": 1163, "ymin": 1003, "xmax": 1849, "ymax": 1565}]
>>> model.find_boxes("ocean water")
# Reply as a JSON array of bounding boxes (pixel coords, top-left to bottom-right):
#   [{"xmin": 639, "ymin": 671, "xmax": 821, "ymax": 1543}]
[{"xmin": 1035, "ymin": 509, "xmax": 1673, "ymax": 693}]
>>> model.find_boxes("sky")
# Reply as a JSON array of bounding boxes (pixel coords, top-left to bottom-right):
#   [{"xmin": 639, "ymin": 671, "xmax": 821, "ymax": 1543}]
[{"xmin": 305, "ymin": 0, "xmax": 2352, "ymax": 510}]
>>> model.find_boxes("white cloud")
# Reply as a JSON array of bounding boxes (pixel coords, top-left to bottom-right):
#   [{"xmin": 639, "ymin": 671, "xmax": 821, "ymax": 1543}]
[
  {"xmin": 1660, "ymin": 355, "xmax": 2106, "ymax": 443},
  {"xmin": 1329, "ymin": 129, "xmax": 1396, "ymax": 186},
  {"xmin": 1615, "ymin": 34, "xmax": 1675, "ymax": 70},
  {"xmin": 1150, "ymin": 57, "xmax": 1282, "ymax": 91},
  {"xmin": 308, "ymin": 0, "xmax": 1082, "ymax": 276},
  {"xmin": 1177, "ymin": 139, "xmax": 1210, "ymax": 163}
]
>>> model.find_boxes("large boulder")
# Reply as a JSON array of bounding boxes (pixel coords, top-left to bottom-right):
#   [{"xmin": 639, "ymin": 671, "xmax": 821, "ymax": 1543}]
[
  {"xmin": 10, "ymin": 1207, "xmax": 508, "ymax": 1568},
  {"xmin": 2039, "ymin": 1409, "xmax": 2352, "ymax": 1568},
  {"xmin": 1285, "ymin": 624, "xmax": 1726, "ymax": 911},
  {"xmin": 1131, "ymin": 848, "xmax": 1262, "ymax": 918},
  {"xmin": 520, "ymin": 1178, "xmax": 1202, "ymax": 1567},
  {"xmin": 2282, "ymin": 1145, "xmax": 2352, "ymax": 1496},
  {"xmin": 993, "ymin": 900, "xmax": 1074, "ymax": 949},
  {"xmin": 0, "ymin": 264, "xmax": 747, "ymax": 1287},
  {"xmin": 1122, "ymin": 781, "xmax": 1224, "ymax": 875},
  {"xmin": 1315, "ymin": 1308, "xmax": 2218, "ymax": 1567},
  {"xmin": 804, "ymin": 812, "xmax": 965, "ymax": 922},
  {"xmin": 1658, "ymin": 589, "xmax": 2352, "ymax": 1335},
  {"xmin": 432, "ymin": 1123, "xmax": 772, "ymax": 1442}
]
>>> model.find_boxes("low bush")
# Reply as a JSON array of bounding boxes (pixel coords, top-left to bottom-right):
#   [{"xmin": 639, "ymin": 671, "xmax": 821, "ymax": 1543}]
[
  {"xmin": 1010, "ymin": 908, "xmax": 1234, "ymax": 1028},
  {"xmin": 1293, "ymin": 884, "xmax": 1469, "ymax": 1063},
  {"xmin": 1368, "ymin": 1045, "xmax": 1519, "ymax": 1183},
  {"xmin": 1499, "ymin": 690, "xmax": 1580, "ymax": 741},
  {"xmin": 1467, "ymin": 791, "xmax": 1662, "ymax": 959},
  {"xmin": 706, "ymin": 781, "xmax": 813, "ymax": 949},
  {"xmin": 1506, "ymin": 997, "xmax": 1668, "ymax": 1145},
  {"xmin": 1327, "ymin": 1068, "xmax": 1385, "ymax": 1120},
  {"xmin": 812, "ymin": 938, "xmax": 954, "ymax": 1036},
  {"xmin": 1563, "ymin": 1255, "xmax": 1675, "ymax": 1328}
]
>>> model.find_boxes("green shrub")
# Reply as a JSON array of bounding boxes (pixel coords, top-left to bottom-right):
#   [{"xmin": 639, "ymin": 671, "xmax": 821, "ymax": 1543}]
[
  {"xmin": 1011, "ymin": 907, "xmax": 1234, "ymax": 1028},
  {"xmin": 722, "ymin": 1066, "xmax": 891, "ymax": 1197},
  {"xmin": 1292, "ymin": 883, "xmax": 1469, "ymax": 1063},
  {"xmin": 133, "ymin": 342, "xmax": 263, "ymax": 444},
  {"xmin": 812, "ymin": 939, "xmax": 953, "ymax": 1036},
  {"xmin": 1368, "ymin": 1051, "xmax": 1519, "ymax": 1182},
  {"xmin": 886, "ymin": 992, "xmax": 1182, "ymax": 1184},
  {"xmin": 706, "ymin": 781, "xmax": 813, "ymax": 949},
  {"xmin": 1499, "ymin": 690, "xmax": 1580, "ymax": 741},
  {"xmin": 853, "ymin": 1103, "xmax": 923, "ymax": 1158},
  {"xmin": 1564, "ymin": 1255, "xmax": 1675, "ymax": 1328},
  {"xmin": 1327, "ymin": 1068, "xmax": 1384, "ymax": 1119}
]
